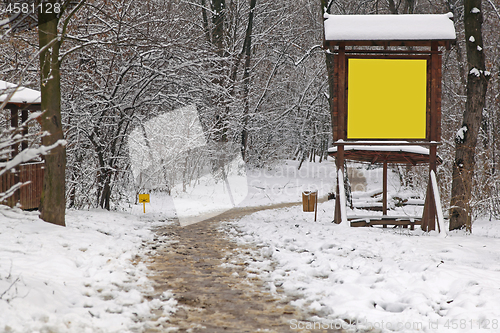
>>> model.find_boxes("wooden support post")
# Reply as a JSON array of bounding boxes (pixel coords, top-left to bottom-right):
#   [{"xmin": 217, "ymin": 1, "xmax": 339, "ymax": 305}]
[
  {"xmin": 21, "ymin": 108, "xmax": 28, "ymax": 151},
  {"xmin": 338, "ymin": 43, "xmax": 346, "ymax": 140},
  {"xmin": 334, "ymin": 43, "xmax": 347, "ymax": 224},
  {"xmin": 383, "ymin": 161, "xmax": 388, "ymax": 215},
  {"xmin": 423, "ymin": 42, "xmax": 440, "ymax": 232},
  {"xmin": 421, "ymin": 43, "xmax": 440, "ymax": 231},
  {"xmin": 428, "ymin": 145, "xmax": 437, "ymax": 231},
  {"xmin": 314, "ymin": 190, "xmax": 318, "ymax": 222},
  {"xmin": 383, "ymin": 161, "xmax": 388, "ymax": 228},
  {"xmin": 334, "ymin": 146, "xmax": 344, "ymax": 224},
  {"xmin": 9, "ymin": 106, "xmax": 20, "ymax": 207},
  {"xmin": 422, "ymin": 182, "xmax": 429, "ymax": 230},
  {"xmin": 10, "ymin": 106, "xmax": 19, "ymax": 157},
  {"xmin": 430, "ymin": 42, "xmax": 440, "ymax": 143},
  {"xmin": 422, "ymin": 180, "xmax": 436, "ymax": 231}
]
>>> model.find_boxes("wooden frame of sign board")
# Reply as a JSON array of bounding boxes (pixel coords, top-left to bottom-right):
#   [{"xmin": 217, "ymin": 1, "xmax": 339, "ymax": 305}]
[{"xmin": 327, "ymin": 43, "xmax": 444, "ymax": 232}]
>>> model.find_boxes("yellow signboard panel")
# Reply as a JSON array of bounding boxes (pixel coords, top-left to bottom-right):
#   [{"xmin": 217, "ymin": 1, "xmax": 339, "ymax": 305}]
[
  {"xmin": 347, "ymin": 58, "xmax": 427, "ymax": 139},
  {"xmin": 138, "ymin": 194, "xmax": 150, "ymax": 203}
]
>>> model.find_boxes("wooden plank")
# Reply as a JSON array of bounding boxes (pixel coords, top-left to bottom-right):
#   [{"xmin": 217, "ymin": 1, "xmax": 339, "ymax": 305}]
[
  {"xmin": 1, "ymin": 170, "xmax": 17, "ymax": 207},
  {"xmin": 328, "ymin": 149, "xmax": 441, "ymax": 165},
  {"xmin": 12, "ymin": 162, "xmax": 45, "ymax": 210},
  {"xmin": 346, "ymin": 54, "xmax": 430, "ymax": 60},
  {"xmin": 368, "ymin": 220, "xmax": 421, "ymax": 226},
  {"xmin": 351, "ymin": 220, "xmax": 422, "ymax": 228},
  {"xmin": 4, "ymin": 103, "xmax": 41, "ymax": 111},
  {"xmin": 349, "ymin": 215, "xmax": 422, "ymax": 221},
  {"xmin": 332, "ymin": 141, "xmax": 441, "ymax": 146},
  {"xmin": 343, "ymin": 50, "xmax": 438, "ymax": 55},
  {"xmin": 351, "ymin": 221, "xmax": 370, "ymax": 227}
]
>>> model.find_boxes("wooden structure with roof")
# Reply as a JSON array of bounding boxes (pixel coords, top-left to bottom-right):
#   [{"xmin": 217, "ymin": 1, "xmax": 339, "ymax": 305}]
[
  {"xmin": 0, "ymin": 80, "xmax": 44, "ymax": 210},
  {"xmin": 323, "ymin": 13, "xmax": 455, "ymax": 231}
]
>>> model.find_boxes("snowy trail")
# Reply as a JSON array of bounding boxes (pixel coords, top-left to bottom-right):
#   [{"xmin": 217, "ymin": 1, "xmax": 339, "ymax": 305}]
[
  {"xmin": 195, "ymin": 194, "xmax": 330, "ymax": 223},
  {"xmin": 142, "ymin": 198, "xmax": 355, "ymax": 333}
]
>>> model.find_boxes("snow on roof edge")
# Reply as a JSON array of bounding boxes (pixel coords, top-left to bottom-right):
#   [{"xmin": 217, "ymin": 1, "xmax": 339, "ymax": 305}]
[
  {"xmin": 0, "ymin": 80, "xmax": 41, "ymax": 104},
  {"xmin": 324, "ymin": 13, "xmax": 456, "ymax": 42},
  {"xmin": 327, "ymin": 145, "xmax": 430, "ymax": 155}
]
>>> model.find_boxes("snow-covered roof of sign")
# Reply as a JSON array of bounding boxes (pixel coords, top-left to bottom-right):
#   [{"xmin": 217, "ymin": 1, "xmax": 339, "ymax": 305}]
[
  {"xmin": 0, "ymin": 80, "xmax": 41, "ymax": 105},
  {"xmin": 324, "ymin": 13, "xmax": 456, "ymax": 44}
]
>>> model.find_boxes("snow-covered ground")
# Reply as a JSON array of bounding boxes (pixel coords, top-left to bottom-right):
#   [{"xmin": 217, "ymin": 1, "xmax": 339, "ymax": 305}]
[
  {"xmin": 2, "ymin": 158, "xmax": 500, "ymax": 333},
  {"xmin": 0, "ymin": 207, "xmax": 176, "ymax": 333},
  {"xmin": 136, "ymin": 159, "xmax": 337, "ymax": 206},
  {"xmin": 225, "ymin": 203, "xmax": 500, "ymax": 333},
  {"xmin": 1, "ymin": 159, "xmax": 335, "ymax": 333}
]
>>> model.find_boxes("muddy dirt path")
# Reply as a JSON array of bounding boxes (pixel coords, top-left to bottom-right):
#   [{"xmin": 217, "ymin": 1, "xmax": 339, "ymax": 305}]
[{"xmin": 143, "ymin": 197, "xmax": 349, "ymax": 332}]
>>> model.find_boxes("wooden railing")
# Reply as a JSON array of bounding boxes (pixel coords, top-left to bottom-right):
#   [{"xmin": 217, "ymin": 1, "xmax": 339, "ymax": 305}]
[{"xmin": 0, "ymin": 162, "xmax": 44, "ymax": 210}]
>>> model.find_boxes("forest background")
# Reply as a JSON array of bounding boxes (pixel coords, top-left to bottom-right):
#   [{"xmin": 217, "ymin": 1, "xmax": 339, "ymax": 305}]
[{"xmin": 1, "ymin": 0, "xmax": 499, "ymax": 228}]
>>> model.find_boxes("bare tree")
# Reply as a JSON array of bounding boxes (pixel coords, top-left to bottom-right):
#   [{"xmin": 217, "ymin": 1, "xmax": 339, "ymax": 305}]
[
  {"xmin": 449, "ymin": 0, "xmax": 490, "ymax": 231},
  {"xmin": 37, "ymin": 0, "xmax": 85, "ymax": 226}
]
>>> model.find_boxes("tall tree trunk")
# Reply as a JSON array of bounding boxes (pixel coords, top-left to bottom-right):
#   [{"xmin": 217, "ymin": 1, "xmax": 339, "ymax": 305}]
[
  {"xmin": 211, "ymin": 0, "xmax": 226, "ymax": 57},
  {"xmin": 449, "ymin": 0, "xmax": 490, "ymax": 231},
  {"xmin": 240, "ymin": 0, "xmax": 257, "ymax": 160},
  {"xmin": 209, "ymin": 0, "xmax": 228, "ymax": 142},
  {"xmin": 99, "ymin": 171, "xmax": 111, "ymax": 210},
  {"xmin": 444, "ymin": 0, "xmax": 467, "ymax": 92},
  {"xmin": 201, "ymin": 0, "xmax": 211, "ymax": 43},
  {"xmin": 321, "ymin": 0, "xmax": 336, "ymax": 140},
  {"xmin": 38, "ymin": 1, "xmax": 66, "ymax": 226}
]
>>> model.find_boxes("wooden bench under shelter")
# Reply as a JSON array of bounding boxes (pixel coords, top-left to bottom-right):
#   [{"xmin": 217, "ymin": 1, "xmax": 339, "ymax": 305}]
[
  {"xmin": 322, "ymin": 13, "xmax": 456, "ymax": 231},
  {"xmin": 328, "ymin": 143, "xmax": 442, "ymax": 229},
  {"xmin": 0, "ymin": 80, "xmax": 44, "ymax": 210}
]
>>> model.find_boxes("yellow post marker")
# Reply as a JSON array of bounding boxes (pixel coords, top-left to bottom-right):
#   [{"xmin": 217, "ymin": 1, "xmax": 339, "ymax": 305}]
[{"xmin": 138, "ymin": 194, "xmax": 150, "ymax": 213}]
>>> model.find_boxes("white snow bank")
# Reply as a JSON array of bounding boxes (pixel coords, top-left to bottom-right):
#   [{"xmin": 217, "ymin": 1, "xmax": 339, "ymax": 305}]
[
  {"xmin": 0, "ymin": 207, "xmax": 176, "ymax": 333},
  {"xmin": 226, "ymin": 203, "xmax": 500, "ymax": 333},
  {"xmin": 324, "ymin": 13, "xmax": 456, "ymax": 41}
]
